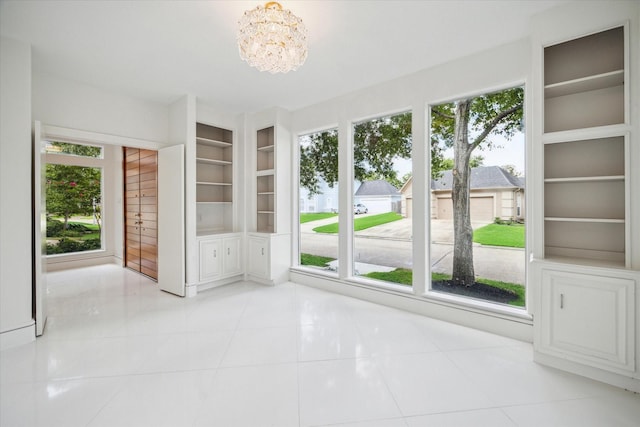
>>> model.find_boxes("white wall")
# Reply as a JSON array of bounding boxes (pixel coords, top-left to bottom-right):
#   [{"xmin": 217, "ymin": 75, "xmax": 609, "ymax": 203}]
[
  {"xmin": 32, "ymin": 71, "xmax": 170, "ymax": 145},
  {"xmin": 0, "ymin": 37, "xmax": 35, "ymax": 348}
]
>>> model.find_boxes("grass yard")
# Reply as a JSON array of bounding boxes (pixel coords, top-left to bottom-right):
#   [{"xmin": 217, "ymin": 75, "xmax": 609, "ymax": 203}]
[
  {"xmin": 300, "ymin": 212, "xmax": 338, "ymax": 223},
  {"xmin": 313, "ymin": 212, "xmax": 402, "ymax": 234},
  {"xmin": 364, "ymin": 269, "xmax": 525, "ymax": 307},
  {"xmin": 364, "ymin": 268, "xmax": 412, "ymax": 285},
  {"xmin": 473, "ymin": 223, "xmax": 525, "ymax": 248},
  {"xmin": 300, "ymin": 253, "xmax": 335, "ymax": 267}
]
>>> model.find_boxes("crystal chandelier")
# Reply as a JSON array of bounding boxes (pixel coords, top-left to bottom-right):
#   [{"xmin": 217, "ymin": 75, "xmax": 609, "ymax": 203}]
[{"xmin": 237, "ymin": 1, "xmax": 308, "ymax": 74}]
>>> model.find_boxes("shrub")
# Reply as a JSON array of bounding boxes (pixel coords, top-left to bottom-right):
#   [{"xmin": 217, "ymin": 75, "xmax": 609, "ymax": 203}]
[
  {"xmin": 46, "ymin": 237, "xmax": 102, "ymax": 254},
  {"xmin": 81, "ymin": 238, "xmax": 102, "ymax": 250},
  {"xmin": 46, "ymin": 218, "xmax": 64, "ymax": 237}
]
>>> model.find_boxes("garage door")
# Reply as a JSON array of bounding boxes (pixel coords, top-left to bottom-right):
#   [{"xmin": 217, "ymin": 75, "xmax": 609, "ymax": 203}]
[
  {"xmin": 437, "ymin": 198, "xmax": 453, "ymax": 220},
  {"xmin": 470, "ymin": 197, "xmax": 494, "ymax": 221},
  {"xmin": 436, "ymin": 196, "xmax": 494, "ymax": 221}
]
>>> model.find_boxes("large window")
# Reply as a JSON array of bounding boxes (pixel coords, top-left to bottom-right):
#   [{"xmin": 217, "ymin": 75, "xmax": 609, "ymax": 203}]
[
  {"xmin": 45, "ymin": 142, "xmax": 104, "ymax": 255},
  {"xmin": 429, "ymin": 86, "xmax": 526, "ymax": 307},
  {"xmin": 352, "ymin": 112, "xmax": 412, "ymax": 286},
  {"xmin": 298, "ymin": 129, "xmax": 339, "ymax": 273}
]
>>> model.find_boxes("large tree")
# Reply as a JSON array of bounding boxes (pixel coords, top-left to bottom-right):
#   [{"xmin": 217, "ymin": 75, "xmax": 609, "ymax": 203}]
[
  {"xmin": 431, "ymin": 87, "xmax": 524, "ymax": 286},
  {"xmin": 300, "ymin": 112, "xmax": 414, "ymax": 196}
]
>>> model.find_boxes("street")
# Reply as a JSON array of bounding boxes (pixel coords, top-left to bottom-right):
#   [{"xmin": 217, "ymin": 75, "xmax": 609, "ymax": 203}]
[{"xmin": 300, "ymin": 217, "xmax": 526, "ymax": 285}]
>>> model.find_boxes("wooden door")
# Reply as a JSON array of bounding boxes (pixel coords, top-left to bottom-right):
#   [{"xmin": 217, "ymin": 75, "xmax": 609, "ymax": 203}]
[{"xmin": 124, "ymin": 147, "xmax": 158, "ymax": 280}]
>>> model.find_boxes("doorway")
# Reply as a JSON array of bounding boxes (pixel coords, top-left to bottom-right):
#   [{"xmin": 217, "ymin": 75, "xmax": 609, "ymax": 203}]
[{"xmin": 123, "ymin": 147, "xmax": 158, "ymax": 280}]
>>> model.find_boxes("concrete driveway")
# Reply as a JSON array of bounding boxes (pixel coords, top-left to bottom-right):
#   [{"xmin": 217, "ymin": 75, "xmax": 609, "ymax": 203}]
[
  {"xmin": 354, "ymin": 217, "xmax": 491, "ymax": 243},
  {"xmin": 300, "ymin": 215, "xmax": 526, "ymax": 285}
]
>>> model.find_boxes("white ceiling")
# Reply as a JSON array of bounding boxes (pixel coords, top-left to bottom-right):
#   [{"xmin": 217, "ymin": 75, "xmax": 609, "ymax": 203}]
[{"xmin": 1, "ymin": 0, "xmax": 567, "ymax": 114}]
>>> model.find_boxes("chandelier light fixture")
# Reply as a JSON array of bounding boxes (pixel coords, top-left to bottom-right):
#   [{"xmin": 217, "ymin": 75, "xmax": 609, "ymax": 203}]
[{"xmin": 237, "ymin": 1, "xmax": 308, "ymax": 74}]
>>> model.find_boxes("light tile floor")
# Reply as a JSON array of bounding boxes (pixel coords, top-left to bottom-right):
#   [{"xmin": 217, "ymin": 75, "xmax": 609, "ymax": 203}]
[{"xmin": 1, "ymin": 264, "xmax": 639, "ymax": 426}]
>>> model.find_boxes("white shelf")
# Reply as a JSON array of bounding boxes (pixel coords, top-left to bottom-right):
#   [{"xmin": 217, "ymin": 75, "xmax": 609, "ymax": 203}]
[
  {"xmin": 258, "ymin": 191, "xmax": 275, "ymax": 195},
  {"xmin": 544, "ymin": 217, "xmax": 625, "ymax": 224},
  {"xmin": 544, "ymin": 69, "xmax": 623, "ymax": 98},
  {"xmin": 258, "ymin": 210, "xmax": 274, "ymax": 214},
  {"xmin": 257, "ymin": 169, "xmax": 275, "ymax": 176},
  {"xmin": 542, "ymin": 124, "xmax": 629, "ymax": 144},
  {"xmin": 196, "ymin": 137, "xmax": 231, "ymax": 148},
  {"xmin": 196, "ymin": 201, "xmax": 232, "ymax": 205},
  {"xmin": 196, "ymin": 228, "xmax": 229, "ymax": 237},
  {"xmin": 196, "ymin": 181, "xmax": 232, "ymax": 186},
  {"xmin": 196, "ymin": 157, "xmax": 231, "ymax": 166},
  {"xmin": 257, "ymin": 144, "xmax": 274, "ymax": 152},
  {"xmin": 539, "ymin": 254, "xmax": 626, "ymax": 269},
  {"xmin": 544, "ymin": 175, "xmax": 624, "ymax": 183}
]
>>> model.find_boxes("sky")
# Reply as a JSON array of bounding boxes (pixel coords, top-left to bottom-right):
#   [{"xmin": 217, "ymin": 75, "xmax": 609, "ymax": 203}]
[{"xmin": 394, "ymin": 131, "xmax": 525, "ymax": 178}]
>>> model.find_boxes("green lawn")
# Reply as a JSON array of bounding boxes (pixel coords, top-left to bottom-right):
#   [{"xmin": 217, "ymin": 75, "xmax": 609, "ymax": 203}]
[
  {"xmin": 473, "ymin": 223, "xmax": 525, "ymax": 248},
  {"xmin": 364, "ymin": 270, "xmax": 525, "ymax": 307},
  {"xmin": 300, "ymin": 212, "xmax": 338, "ymax": 223},
  {"xmin": 300, "ymin": 253, "xmax": 335, "ymax": 267},
  {"xmin": 312, "ymin": 212, "xmax": 402, "ymax": 233},
  {"xmin": 365, "ymin": 268, "xmax": 412, "ymax": 285}
]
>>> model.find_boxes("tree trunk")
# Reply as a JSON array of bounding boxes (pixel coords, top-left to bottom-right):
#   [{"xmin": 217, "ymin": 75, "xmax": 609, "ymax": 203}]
[{"xmin": 451, "ymin": 99, "xmax": 475, "ymax": 286}]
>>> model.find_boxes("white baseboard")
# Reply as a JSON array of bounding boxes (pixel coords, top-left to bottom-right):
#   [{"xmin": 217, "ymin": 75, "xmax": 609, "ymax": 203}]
[
  {"xmin": 534, "ymin": 351, "xmax": 640, "ymax": 393},
  {"xmin": 0, "ymin": 322, "xmax": 35, "ymax": 351},
  {"xmin": 196, "ymin": 275, "xmax": 244, "ymax": 294}
]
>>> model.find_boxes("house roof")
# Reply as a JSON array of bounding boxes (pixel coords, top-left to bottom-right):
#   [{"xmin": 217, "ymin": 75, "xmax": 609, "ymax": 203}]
[
  {"xmin": 431, "ymin": 166, "xmax": 524, "ymax": 191},
  {"xmin": 355, "ymin": 180, "xmax": 400, "ymax": 196}
]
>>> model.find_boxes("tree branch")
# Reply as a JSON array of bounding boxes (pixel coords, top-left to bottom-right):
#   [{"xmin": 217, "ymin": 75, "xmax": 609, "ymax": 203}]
[
  {"xmin": 431, "ymin": 108, "xmax": 455, "ymax": 121},
  {"xmin": 470, "ymin": 103, "xmax": 522, "ymax": 150}
]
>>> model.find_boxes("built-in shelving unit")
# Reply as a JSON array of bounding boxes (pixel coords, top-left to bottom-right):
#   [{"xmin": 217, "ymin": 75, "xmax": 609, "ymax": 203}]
[
  {"xmin": 257, "ymin": 126, "xmax": 275, "ymax": 233},
  {"xmin": 196, "ymin": 122, "xmax": 233, "ymax": 234},
  {"xmin": 542, "ymin": 26, "xmax": 628, "ymax": 267}
]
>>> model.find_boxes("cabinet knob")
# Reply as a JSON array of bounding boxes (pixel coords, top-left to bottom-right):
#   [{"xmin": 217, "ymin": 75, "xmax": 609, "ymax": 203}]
[
  {"xmin": 560, "ymin": 293, "xmax": 564, "ymax": 309},
  {"xmin": 227, "ymin": 247, "xmax": 230, "ymax": 255},
  {"xmin": 214, "ymin": 250, "xmax": 217, "ymax": 258},
  {"xmin": 261, "ymin": 248, "xmax": 264, "ymax": 256}
]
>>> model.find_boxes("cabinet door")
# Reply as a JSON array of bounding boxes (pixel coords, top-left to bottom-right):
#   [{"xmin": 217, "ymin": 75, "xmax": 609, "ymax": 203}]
[
  {"xmin": 540, "ymin": 269, "xmax": 635, "ymax": 372},
  {"xmin": 199, "ymin": 239, "xmax": 221, "ymax": 282},
  {"xmin": 222, "ymin": 237, "xmax": 241, "ymax": 276},
  {"xmin": 248, "ymin": 236, "xmax": 268, "ymax": 279}
]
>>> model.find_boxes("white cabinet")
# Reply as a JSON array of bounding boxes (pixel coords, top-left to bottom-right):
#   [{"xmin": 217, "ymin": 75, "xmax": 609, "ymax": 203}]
[
  {"xmin": 248, "ymin": 235, "xmax": 269, "ymax": 279},
  {"xmin": 199, "ymin": 239, "xmax": 221, "ymax": 281},
  {"xmin": 247, "ymin": 233, "xmax": 290, "ymax": 285},
  {"xmin": 530, "ymin": 4, "xmax": 639, "ymax": 392},
  {"xmin": 198, "ymin": 234, "xmax": 242, "ymax": 283},
  {"xmin": 222, "ymin": 236, "xmax": 241, "ymax": 276},
  {"xmin": 537, "ymin": 266, "xmax": 635, "ymax": 374}
]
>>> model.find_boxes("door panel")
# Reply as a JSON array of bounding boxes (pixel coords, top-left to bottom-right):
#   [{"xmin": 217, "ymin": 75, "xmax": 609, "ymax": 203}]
[
  {"xmin": 34, "ymin": 121, "xmax": 47, "ymax": 336},
  {"xmin": 157, "ymin": 145, "xmax": 185, "ymax": 296}
]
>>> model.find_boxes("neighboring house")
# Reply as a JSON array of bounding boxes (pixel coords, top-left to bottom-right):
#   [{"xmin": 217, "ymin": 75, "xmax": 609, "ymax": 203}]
[
  {"xmin": 401, "ymin": 166, "xmax": 525, "ymax": 221},
  {"xmin": 354, "ymin": 180, "xmax": 402, "ymax": 214},
  {"xmin": 400, "ymin": 178, "xmax": 413, "ymax": 218},
  {"xmin": 299, "ymin": 179, "xmax": 339, "ymax": 213}
]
